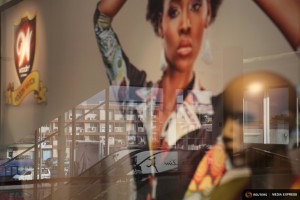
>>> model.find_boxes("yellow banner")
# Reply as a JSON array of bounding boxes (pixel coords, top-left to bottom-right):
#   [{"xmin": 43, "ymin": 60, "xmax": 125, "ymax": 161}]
[{"xmin": 6, "ymin": 71, "xmax": 47, "ymax": 106}]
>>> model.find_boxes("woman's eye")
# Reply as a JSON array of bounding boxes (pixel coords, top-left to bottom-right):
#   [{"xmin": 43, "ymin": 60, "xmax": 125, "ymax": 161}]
[
  {"xmin": 168, "ymin": 7, "xmax": 180, "ymax": 18},
  {"xmin": 191, "ymin": 1, "xmax": 202, "ymax": 12}
]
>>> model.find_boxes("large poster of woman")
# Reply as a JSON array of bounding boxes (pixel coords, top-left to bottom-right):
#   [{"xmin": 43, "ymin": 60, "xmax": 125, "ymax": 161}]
[{"xmin": 93, "ymin": 0, "xmax": 299, "ymax": 199}]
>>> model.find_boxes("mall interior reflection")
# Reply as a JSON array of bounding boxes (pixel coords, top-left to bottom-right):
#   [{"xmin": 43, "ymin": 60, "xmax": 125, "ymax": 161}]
[{"xmin": 0, "ymin": 72, "xmax": 299, "ymax": 200}]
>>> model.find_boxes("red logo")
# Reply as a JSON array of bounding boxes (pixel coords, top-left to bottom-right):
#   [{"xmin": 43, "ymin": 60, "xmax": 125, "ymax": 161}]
[{"xmin": 14, "ymin": 16, "xmax": 36, "ymax": 83}]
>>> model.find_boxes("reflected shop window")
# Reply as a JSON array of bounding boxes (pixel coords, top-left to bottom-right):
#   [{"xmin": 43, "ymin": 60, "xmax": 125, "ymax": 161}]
[{"xmin": 244, "ymin": 87, "xmax": 290, "ymax": 144}]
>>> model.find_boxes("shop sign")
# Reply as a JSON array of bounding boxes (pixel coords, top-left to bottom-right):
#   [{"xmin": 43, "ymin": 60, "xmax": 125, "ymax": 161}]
[{"xmin": 6, "ymin": 15, "xmax": 47, "ymax": 106}]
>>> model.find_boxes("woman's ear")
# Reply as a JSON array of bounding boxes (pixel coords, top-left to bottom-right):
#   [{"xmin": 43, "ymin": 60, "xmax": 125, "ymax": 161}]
[
  {"xmin": 158, "ymin": 14, "xmax": 164, "ymax": 38},
  {"xmin": 205, "ymin": 0, "xmax": 212, "ymax": 28}
]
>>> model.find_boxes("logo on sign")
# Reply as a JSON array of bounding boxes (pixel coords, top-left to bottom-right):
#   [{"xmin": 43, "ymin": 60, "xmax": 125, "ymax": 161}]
[
  {"xmin": 6, "ymin": 15, "xmax": 47, "ymax": 106},
  {"xmin": 14, "ymin": 16, "xmax": 36, "ymax": 83}
]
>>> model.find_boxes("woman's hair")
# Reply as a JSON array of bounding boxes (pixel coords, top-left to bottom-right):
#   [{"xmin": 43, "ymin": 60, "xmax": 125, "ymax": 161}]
[{"xmin": 146, "ymin": 0, "xmax": 223, "ymax": 36}]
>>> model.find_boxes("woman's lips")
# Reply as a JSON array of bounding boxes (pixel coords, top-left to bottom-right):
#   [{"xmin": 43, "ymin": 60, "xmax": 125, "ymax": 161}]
[{"xmin": 177, "ymin": 39, "xmax": 192, "ymax": 56}]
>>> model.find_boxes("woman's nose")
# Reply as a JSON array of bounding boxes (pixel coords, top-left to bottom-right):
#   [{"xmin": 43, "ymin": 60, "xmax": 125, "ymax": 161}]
[{"xmin": 180, "ymin": 12, "xmax": 191, "ymax": 34}]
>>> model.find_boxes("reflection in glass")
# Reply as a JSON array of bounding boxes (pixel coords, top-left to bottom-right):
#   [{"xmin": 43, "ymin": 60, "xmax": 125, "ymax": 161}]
[
  {"xmin": 243, "ymin": 89, "xmax": 264, "ymax": 143},
  {"xmin": 244, "ymin": 87, "xmax": 289, "ymax": 144},
  {"xmin": 269, "ymin": 87, "xmax": 289, "ymax": 144}
]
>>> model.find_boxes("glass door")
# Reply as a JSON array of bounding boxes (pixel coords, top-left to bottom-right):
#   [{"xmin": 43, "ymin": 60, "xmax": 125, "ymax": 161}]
[{"xmin": 243, "ymin": 87, "xmax": 290, "ymax": 144}]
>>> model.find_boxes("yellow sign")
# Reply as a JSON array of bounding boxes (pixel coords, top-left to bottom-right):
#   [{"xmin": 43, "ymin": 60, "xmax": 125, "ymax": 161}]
[{"xmin": 6, "ymin": 71, "xmax": 47, "ymax": 106}]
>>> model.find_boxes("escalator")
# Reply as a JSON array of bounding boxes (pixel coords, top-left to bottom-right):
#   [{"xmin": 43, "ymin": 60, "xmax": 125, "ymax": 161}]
[
  {"xmin": 48, "ymin": 145, "xmax": 300, "ymax": 199},
  {"xmin": 45, "ymin": 147, "xmax": 209, "ymax": 200},
  {"xmin": 43, "ymin": 148, "xmax": 144, "ymax": 200}
]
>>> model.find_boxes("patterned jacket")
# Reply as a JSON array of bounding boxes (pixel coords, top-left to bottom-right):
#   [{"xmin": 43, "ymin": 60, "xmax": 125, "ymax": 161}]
[{"xmin": 94, "ymin": 9, "xmax": 227, "ymax": 200}]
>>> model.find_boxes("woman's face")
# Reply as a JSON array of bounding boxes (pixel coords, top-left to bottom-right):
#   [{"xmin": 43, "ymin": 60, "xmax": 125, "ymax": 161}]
[{"xmin": 160, "ymin": 0, "xmax": 210, "ymax": 73}]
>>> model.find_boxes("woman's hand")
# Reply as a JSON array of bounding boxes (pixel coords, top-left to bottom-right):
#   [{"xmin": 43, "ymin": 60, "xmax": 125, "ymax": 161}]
[{"xmin": 97, "ymin": 0, "xmax": 127, "ymax": 18}]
